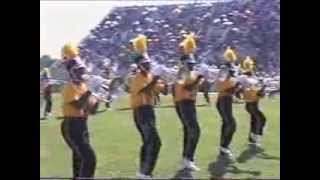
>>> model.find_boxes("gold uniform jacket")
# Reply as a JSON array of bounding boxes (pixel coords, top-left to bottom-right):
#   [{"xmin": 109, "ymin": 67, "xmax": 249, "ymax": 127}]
[
  {"xmin": 62, "ymin": 82, "xmax": 89, "ymax": 118},
  {"xmin": 130, "ymin": 72, "xmax": 166, "ymax": 109},
  {"xmin": 238, "ymin": 75, "xmax": 262, "ymax": 102},
  {"xmin": 215, "ymin": 69, "xmax": 237, "ymax": 97},
  {"xmin": 215, "ymin": 78, "xmax": 237, "ymax": 97},
  {"xmin": 174, "ymin": 71, "xmax": 202, "ymax": 102}
]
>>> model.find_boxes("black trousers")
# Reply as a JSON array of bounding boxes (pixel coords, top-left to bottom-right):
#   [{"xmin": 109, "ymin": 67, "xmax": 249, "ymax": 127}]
[
  {"xmin": 200, "ymin": 80, "xmax": 211, "ymax": 104},
  {"xmin": 175, "ymin": 100, "xmax": 201, "ymax": 161},
  {"xmin": 43, "ymin": 95, "xmax": 52, "ymax": 116},
  {"xmin": 133, "ymin": 105, "xmax": 161, "ymax": 176},
  {"xmin": 61, "ymin": 118, "xmax": 96, "ymax": 180},
  {"xmin": 216, "ymin": 95, "xmax": 236, "ymax": 149},
  {"xmin": 245, "ymin": 102, "xmax": 266, "ymax": 136}
]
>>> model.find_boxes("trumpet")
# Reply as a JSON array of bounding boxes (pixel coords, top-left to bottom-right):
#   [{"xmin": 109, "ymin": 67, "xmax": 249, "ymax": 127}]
[{"xmin": 40, "ymin": 75, "xmax": 115, "ymax": 103}]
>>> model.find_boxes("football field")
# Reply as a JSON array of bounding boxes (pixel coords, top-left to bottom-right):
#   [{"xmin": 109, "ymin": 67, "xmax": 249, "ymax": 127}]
[{"xmin": 40, "ymin": 94, "xmax": 280, "ymax": 179}]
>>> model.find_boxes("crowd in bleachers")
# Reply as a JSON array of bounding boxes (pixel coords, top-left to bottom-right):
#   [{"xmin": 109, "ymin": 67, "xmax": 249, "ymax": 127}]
[
  {"xmin": 45, "ymin": 0, "xmax": 280, "ymax": 95},
  {"xmin": 78, "ymin": 0, "xmax": 279, "ymax": 74}
]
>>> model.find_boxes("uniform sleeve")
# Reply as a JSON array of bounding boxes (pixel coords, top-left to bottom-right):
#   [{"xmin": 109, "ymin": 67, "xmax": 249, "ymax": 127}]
[
  {"xmin": 62, "ymin": 84, "xmax": 80, "ymax": 103},
  {"xmin": 130, "ymin": 76, "xmax": 146, "ymax": 95}
]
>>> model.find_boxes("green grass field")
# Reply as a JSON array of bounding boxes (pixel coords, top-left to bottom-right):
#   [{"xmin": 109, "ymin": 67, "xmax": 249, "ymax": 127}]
[{"xmin": 40, "ymin": 94, "xmax": 280, "ymax": 179}]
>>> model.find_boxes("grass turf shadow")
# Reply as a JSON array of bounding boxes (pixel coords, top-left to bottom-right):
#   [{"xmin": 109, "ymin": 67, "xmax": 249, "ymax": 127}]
[
  {"xmin": 237, "ymin": 144, "xmax": 280, "ymax": 163},
  {"xmin": 208, "ymin": 157, "xmax": 261, "ymax": 179},
  {"xmin": 116, "ymin": 107, "xmax": 132, "ymax": 111},
  {"xmin": 172, "ymin": 168, "xmax": 194, "ymax": 179}
]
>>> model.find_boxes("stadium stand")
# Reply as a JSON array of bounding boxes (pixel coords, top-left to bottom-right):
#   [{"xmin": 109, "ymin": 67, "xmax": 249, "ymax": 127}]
[
  {"xmin": 46, "ymin": 0, "xmax": 280, "ymax": 93},
  {"xmin": 78, "ymin": 0, "xmax": 279, "ymax": 73}
]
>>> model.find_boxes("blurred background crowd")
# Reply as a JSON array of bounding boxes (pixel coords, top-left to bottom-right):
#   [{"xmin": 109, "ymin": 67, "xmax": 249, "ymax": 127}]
[
  {"xmin": 78, "ymin": 0, "xmax": 279, "ymax": 71},
  {"xmin": 42, "ymin": 0, "xmax": 280, "ymax": 93}
]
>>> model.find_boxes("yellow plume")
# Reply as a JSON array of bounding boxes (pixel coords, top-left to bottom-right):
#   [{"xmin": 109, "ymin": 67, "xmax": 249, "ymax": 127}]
[
  {"xmin": 223, "ymin": 46, "xmax": 237, "ymax": 62},
  {"xmin": 61, "ymin": 42, "xmax": 79, "ymax": 59},
  {"xmin": 180, "ymin": 33, "xmax": 197, "ymax": 55},
  {"xmin": 131, "ymin": 34, "xmax": 148, "ymax": 55},
  {"xmin": 242, "ymin": 56, "xmax": 255, "ymax": 72}
]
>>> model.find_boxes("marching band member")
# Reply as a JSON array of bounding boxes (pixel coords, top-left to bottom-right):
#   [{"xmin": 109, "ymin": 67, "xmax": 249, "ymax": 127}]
[
  {"xmin": 129, "ymin": 36, "xmax": 168, "ymax": 179},
  {"xmin": 41, "ymin": 68, "xmax": 53, "ymax": 119},
  {"xmin": 174, "ymin": 34, "xmax": 204, "ymax": 171},
  {"xmin": 238, "ymin": 56, "xmax": 267, "ymax": 148},
  {"xmin": 60, "ymin": 43, "xmax": 98, "ymax": 180},
  {"xmin": 215, "ymin": 46, "xmax": 241, "ymax": 162}
]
